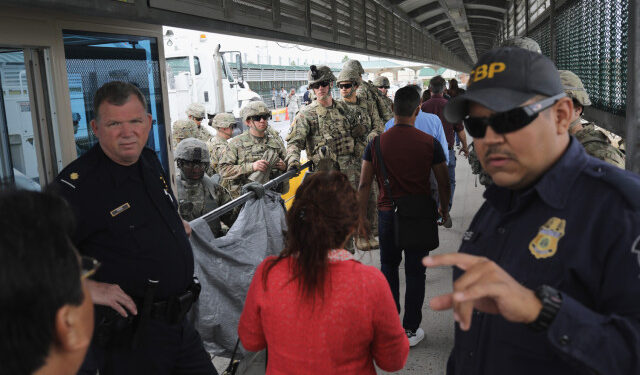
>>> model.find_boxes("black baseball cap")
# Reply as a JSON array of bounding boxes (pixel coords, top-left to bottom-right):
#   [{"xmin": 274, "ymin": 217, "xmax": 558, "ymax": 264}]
[{"xmin": 444, "ymin": 47, "xmax": 564, "ymax": 123}]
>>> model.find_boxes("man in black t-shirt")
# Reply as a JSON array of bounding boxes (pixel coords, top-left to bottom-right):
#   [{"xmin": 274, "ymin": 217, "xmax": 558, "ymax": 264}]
[{"xmin": 358, "ymin": 86, "xmax": 450, "ymax": 347}]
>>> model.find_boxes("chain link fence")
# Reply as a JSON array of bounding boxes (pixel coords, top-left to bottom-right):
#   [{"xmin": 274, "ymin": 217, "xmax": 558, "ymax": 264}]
[{"xmin": 526, "ymin": 0, "xmax": 628, "ymax": 116}]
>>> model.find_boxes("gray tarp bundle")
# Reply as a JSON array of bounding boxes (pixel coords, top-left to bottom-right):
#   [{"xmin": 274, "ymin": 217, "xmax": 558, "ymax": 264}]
[{"xmin": 187, "ymin": 190, "xmax": 286, "ymax": 358}]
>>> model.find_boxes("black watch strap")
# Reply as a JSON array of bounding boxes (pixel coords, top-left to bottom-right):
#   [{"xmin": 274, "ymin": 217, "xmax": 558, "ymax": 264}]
[{"xmin": 528, "ymin": 285, "xmax": 563, "ymax": 332}]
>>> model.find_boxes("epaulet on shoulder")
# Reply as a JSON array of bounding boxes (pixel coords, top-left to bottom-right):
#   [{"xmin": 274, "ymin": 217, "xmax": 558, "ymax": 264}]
[
  {"xmin": 584, "ymin": 162, "xmax": 640, "ymax": 210},
  {"xmin": 300, "ymin": 102, "xmax": 317, "ymax": 113},
  {"xmin": 55, "ymin": 147, "xmax": 101, "ymax": 190}
]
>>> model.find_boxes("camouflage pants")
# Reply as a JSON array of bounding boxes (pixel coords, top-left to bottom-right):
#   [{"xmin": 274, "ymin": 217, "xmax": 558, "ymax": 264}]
[{"xmin": 338, "ymin": 156, "xmax": 378, "ymax": 246}]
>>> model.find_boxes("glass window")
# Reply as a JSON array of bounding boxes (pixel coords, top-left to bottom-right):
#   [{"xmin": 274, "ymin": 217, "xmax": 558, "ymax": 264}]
[
  {"xmin": 167, "ymin": 56, "xmax": 201, "ymax": 76},
  {"xmin": 0, "ymin": 49, "xmax": 41, "ymax": 190},
  {"xmin": 63, "ymin": 30, "xmax": 169, "ymax": 171}
]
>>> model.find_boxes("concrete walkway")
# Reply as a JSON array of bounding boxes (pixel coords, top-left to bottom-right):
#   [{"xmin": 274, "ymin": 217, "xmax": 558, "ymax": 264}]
[{"xmin": 213, "ymin": 120, "xmax": 486, "ymax": 373}]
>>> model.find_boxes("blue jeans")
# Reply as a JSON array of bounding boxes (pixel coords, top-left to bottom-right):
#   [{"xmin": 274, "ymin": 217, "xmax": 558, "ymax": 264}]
[
  {"xmin": 378, "ymin": 209, "xmax": 429, "ymax": 331},
  {"xmin": 448, "ymin": 149, "xmax": 456, "ymax": 210}
]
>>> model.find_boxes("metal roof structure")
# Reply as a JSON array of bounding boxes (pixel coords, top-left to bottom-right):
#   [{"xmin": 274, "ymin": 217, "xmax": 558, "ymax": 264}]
[{"xmin": 387, "ymin": 0, "xmax": 551, "ymax": 67}]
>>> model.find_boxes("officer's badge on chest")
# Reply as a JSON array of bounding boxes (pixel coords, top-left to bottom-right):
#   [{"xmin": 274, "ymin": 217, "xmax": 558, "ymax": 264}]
[{"xmin": 529, "ymin": 217, "xmax": 566, "ymax": 259}]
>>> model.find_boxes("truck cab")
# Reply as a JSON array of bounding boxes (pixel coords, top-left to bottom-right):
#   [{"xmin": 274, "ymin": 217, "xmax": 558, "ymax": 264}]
[{"xmin": 164, "ymin": 29, "xmax": 260, "ymax": 132}]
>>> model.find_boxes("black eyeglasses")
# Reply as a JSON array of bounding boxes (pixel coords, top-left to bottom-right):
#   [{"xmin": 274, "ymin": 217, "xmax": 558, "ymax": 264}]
[
  {"xmin": 309, "ymin": 81, "xmax": 330, "ymax": 90},
  {"xmin": 250, "ymin": 114, "xmax": 271, "ymax": 122},
  {"xmin": 81, "ymin": 256, "xmax": 101, "ymax": 280},
  {"xmin": 338, "ymin": 83, "xmax": 355, "ymax": 89},
  {"xmin": 463, "ymin": 93, "xmax": 566, "ymax": 138}
]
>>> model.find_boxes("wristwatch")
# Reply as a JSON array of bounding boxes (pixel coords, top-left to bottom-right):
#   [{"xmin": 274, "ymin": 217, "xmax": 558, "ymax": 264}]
[{"xmin": 528, "ymin": 285, "xmax": 563, "ymax": 332}]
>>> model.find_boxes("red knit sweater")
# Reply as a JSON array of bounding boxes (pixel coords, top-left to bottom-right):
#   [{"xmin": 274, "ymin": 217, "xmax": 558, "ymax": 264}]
[{"xmin": 238, "ymin": 251, "xmax": 409, "ymax": 374}]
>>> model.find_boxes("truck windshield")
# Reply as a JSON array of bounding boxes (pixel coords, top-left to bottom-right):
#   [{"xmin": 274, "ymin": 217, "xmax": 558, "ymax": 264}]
[{"xmin": 166, "ymin": 56, "xmax": 201, "ymax": 76}]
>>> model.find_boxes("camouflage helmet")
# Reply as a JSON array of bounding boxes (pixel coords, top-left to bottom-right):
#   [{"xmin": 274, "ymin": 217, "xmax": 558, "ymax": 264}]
[
  {"xmin": 175, "ymin": 137, "xmax": 210, "ymax": 163},
  {"xmin": 240, "ymin": 101, "xmax": 270, "ymax": 122},
  {"xmin": 172, "ymin": 119, "xmax": 198, "ymax": 138},
  {"xmin": 501, "ymin": 37, "xmax": 542, "ymax": 54},
  {"xmin": 373, "ymin": 76, "xmax": 390, "ymax": 87},
  {"xmin": 186, "ymin": 103, "xmax": 205, "ymax": 118},
  {"xmin": 559, "ymin": 70, "xmax": 592, "ymax": 107},
  {"xmin": 336, "ymin": 68, "xmax": 361, "ymax": 84},
  {"xmin": 211, "ymin": 113, "xmax": 236, "ymax": 128},
  {"xmin": 343, "ymin": 59, "xmax": 364, "ymax": 75},
  {"xmin": 308, "ymin": 65, "xmax": 336, "ymax": 86}
]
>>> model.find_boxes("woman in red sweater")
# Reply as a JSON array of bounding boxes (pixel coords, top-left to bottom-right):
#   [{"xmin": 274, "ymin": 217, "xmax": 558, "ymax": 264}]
[{"xmin": 238, "ymin": 171, "xmax": 409, "ymax": 374}]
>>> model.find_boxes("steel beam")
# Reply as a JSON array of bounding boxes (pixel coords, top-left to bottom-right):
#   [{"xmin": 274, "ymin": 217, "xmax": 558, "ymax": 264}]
[{"xmin": 626, "ymin": 0, "xmax": 640, "ymax": 173}]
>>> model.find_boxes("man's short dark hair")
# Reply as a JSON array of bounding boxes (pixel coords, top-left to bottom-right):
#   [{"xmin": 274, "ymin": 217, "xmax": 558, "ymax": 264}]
[
  {"xmin": 0, "ymin": 191, "xmax": 83, "ymax": 375},
  {"xmin": 429, "ymin": 75, "xmax": 446, "ymax": 94},
  {"xmin": 93, "ymin": 81, "xmax": 147, "ymax": 120},
  {"xmin": 394, "ymin": 86, "xmax": 421, "ymax": 117}
]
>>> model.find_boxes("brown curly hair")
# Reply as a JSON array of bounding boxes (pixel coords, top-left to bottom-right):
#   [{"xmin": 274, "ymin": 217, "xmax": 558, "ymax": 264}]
[{"xmin": 263, "ymin": 171, "xmax": 366, "ymax": 301}]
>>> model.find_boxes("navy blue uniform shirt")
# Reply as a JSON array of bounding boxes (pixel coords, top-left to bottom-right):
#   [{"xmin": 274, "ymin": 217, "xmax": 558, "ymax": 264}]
[
  {"xmin": 53, "ymin": 144, "xmax": 193, "ymax": 300},
  {"xmin": 449, "ymin": 137, "xmax": 640, "ymax": 375}
]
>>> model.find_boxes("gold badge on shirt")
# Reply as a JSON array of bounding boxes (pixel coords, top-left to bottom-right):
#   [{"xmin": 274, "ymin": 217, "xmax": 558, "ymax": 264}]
[{"xmin": 529, "ymin": 217, "xmax": 566, "ymax": 259}]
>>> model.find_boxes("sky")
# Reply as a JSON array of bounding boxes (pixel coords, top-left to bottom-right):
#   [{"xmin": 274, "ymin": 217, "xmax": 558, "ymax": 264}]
[{"xmin": 162, "ymin": 26, "xmax": 439, "ymax": 69}]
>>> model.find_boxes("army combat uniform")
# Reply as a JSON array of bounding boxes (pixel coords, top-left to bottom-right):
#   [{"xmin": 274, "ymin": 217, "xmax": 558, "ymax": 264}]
[
  {"xmin": 218, "ymin": 130, "xmax": 286, "ymax": 198},
  {"xmin": 573, "ymin": 121, "xmax": 625, "ymax": 168},
  {"xmin": 176, "ymin": 171, "xmax": 235, "ymax": 237},
  {"xmin": 175, "ymin": 137, "xmax": 237, "ymax": 236},
  {"xmin": 207, "ymin": 136, "xmax": 228, "ymax": 175},
  {"xmin": 286, "ymin": 99, "xmax": 366, "ymax": 186},
  {"xmin": 344, "ymin": 59, "xmax": 394, "ymax": 123},
  {"xmin": 358, "ymin": 81, "xmax": 394, "ymax": 124},
  {"xmin": 172, "ymin": 119, "xmax": 211, "ymax": 149}
]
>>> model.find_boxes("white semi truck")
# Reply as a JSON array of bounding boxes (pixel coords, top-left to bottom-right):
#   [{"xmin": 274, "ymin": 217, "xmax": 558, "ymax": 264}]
[{"xmin": 163, "ymin": 28, "xmax": 261, "ymax": 131}]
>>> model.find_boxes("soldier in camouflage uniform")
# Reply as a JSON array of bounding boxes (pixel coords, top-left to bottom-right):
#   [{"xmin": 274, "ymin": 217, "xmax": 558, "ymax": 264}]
[
  {"xmin": 285, "ymin": 65, "xmax": 366, "ymax": 177},
  {"xmin": 207, "ymin": 112, "xmax": 235, "ymax": 176},
  {"xmin": 560, "ymin": 70, "xmax": 625, "ymax": 168},
  {"xmin": 286, "ymin": 65, "xmax": 367, "ymax": 252},
  {"xmin": 171, "ymin": 103, "xmax": 211, "ymax": 149},
  {"xmin": 344, "ymin": 59, "xmax": 394, "ymax": 123},
  {"xmin": 467, "ymin": 37, "xmax": 543, "ymax": 187},
  {"xmin": 175, "ymin": 138, "xmax": 236, "ymax": 237},
  {"xmin": 218, "ymin": 101, "xmax": 287, "ymax": 198},
  {"xmin": 373, "ymin": 76, "xmax": 393, "ymax": 117},
  {"xmin": 337, "ymin": 68, "xmax": 382, "ymax": 248}
]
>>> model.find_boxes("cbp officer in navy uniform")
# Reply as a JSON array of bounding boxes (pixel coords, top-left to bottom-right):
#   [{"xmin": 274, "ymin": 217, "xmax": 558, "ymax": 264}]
[
  {"xmin": 423, "ymin": 48, "xmax": 640, "ymax": 374},
  {"xmin": 52, "ymin": 81, "xmax": 217, "ymax": 374}
]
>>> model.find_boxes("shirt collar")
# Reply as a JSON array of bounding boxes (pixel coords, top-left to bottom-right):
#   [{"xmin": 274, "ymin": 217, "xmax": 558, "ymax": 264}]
[
  {"xmin": 431, "ymin": 93, "xmax": 444, "ymax": 98},
  {"xmin": 327, "ymin": 249, "xmax": 355, "ymax": 262},
  {"xmin": 99, "ymin": 146, "xmax": 142, "ymax": 187},
  {"xmin": 484, "ymin": 137, "xmax": 588, "ymax": 212}
]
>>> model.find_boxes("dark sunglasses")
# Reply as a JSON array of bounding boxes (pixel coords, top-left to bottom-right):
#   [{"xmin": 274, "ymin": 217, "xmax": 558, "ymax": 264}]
[
  {"xmin": 463, "ymin": 93, "xmax": 566, "ymax": 138},
  {"xmin": 81, "ymin": 256, "xmax": 101, "ymax": 279},
  {"xmin": 193, "ymin": 117, "xmax": 204, "ymax": 122},
  {"xmin": 338, "ymin": 83, "xmax": 355, "ymax": 89},
  {"xmin": 183, "ymin": 161, "xmax": 207, "ymax": 170},
  {"xmin": 250, "ymin": 114, "xmax": 271, "ymax": 122},
  {"xmin": 379, "ymin": 86, "xmax": 390, "ymax": 89},
  {"xmin": 309, "ymin": 81, "xmax": 330, "ymax": 90}
]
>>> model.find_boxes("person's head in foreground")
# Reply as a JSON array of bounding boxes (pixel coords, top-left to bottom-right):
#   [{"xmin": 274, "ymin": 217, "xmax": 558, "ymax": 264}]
[
  {"xmin": 0, "ymin": 191, "xmax": 95, "ymax": 375},
  {"xmin": 267, "ymin": 171, "xmax": 364, "ymax": 299},
  {"xmin": 445, "ymin": 47, "xmax": 572, "ymax": 190}
]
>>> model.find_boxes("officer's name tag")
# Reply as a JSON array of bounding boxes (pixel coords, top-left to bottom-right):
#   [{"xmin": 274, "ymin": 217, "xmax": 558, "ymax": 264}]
[{"xmin": 110, "ymin": 203, "xmax": 131, "ymax": 217}]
